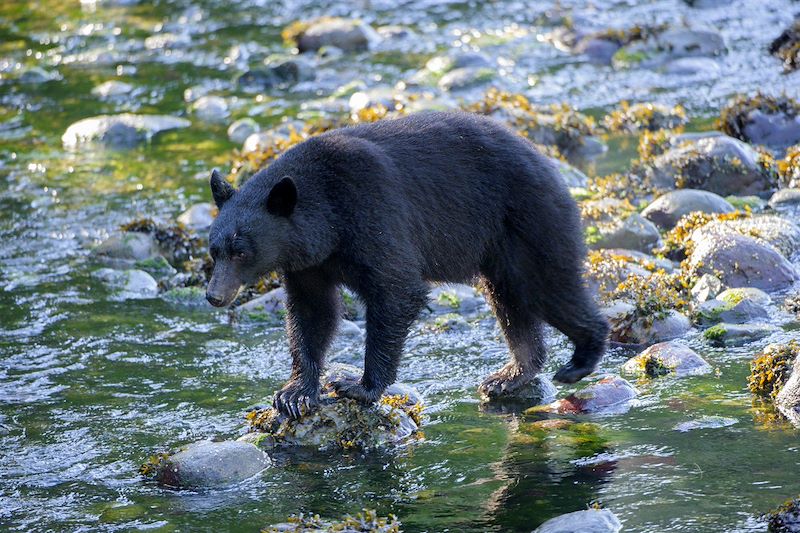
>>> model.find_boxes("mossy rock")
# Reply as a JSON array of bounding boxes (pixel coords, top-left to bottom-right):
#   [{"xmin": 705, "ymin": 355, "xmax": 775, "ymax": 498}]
[
  {"xmin": 264, "ymin": 509, "xmax": 401, "ymax": 533},
  {"xmin": 748, "ymin": 341, "xmax": 800, "ymax": 399},
  {"xmin": 622, "ymin": 341, "xmax": 711, "ymax": 378}
]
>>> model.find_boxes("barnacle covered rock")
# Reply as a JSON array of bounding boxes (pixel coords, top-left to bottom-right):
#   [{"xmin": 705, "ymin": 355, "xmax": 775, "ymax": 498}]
[
  {"xmin": 749, "ymin": 341, "xmax": 800, "ymax": 400},
  {"xmin": 603, "ymin": 101, "xmax": 687, "ymax": 132}
]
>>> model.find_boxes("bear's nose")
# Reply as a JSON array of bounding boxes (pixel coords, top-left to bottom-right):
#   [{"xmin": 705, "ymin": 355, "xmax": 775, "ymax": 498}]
[{"xmin": 206, "ymin": 293, "xmax": 224, "ymax": 307}]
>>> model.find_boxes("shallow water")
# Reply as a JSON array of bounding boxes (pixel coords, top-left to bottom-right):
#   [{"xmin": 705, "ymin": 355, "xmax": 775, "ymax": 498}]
[{"xmin": 1, "ymin": 0, "xmax": 799, "ymax": 531}]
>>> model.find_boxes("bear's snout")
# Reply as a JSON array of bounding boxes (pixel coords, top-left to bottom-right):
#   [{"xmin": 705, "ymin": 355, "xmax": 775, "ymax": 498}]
[{"xmin": 206, "ymin": 292, "xmax": 226, "ymax": 307}]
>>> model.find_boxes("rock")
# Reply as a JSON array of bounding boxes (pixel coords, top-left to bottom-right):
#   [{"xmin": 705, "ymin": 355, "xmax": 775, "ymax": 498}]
[
  {"xmin": 295, "ymin": 18, "xmax": 377, "ymax": 53},
  {"xmin": 62, "ymin": 114, "xmax": 191, "ymax": 149},
  {"xmin": 770, "ymin": 18, "xmax": 800, "ymax": 74},
  {"xmin": 719, "ymin": 94, "xmax": 800, "ymax": 154},
  {"xmin": 93, "ymin": 268, "xmax": 158, "ymax": 300},
  {"xmin": 337, "ymin": 319, "xmax": 363, "ymax": 341},
  {"xmin": 575, "ymin": 38, "xmax": 621, "ymax": 65},
  {"xmin": 235, "ymin": 288, "xmax": 286, "ymax": 323},
  {"xmin": 770, "ymin": 189, "xmax": 800, "ymax": 215},
  {"xmin": 776, "ymin": 355, "xmax": 800, "ymax": 426},
  {"xmin": 661, "ymin": 57, "xmax": 721, "ymax": 76},
  {"xmin": 674, "ymin": 416, "xmax": 737, "ymax": 432},
  {"xmin": 613, "ymin": 28, "xmax": 726, "ymax": 69},
  {"xmin": 765, "ymin": 496, "xmax": 800, "ymax": 533},
  {"xmin": 687, "ymin": 229, "xmax": 797, "ymax": 292},
  {"xmin": 427, "ymin": 284, "xmax": 485, "ymax": 316},
  {"xmin": 162, "ymin": 286, "xmax": 209, "ymax": 308},
  {"xmin": 622, "ymin": 341, "xmax": 711, "ymax": 377},
  {"xmin": 646, "ymin": 136, "xmax": 775, "ymax": 196},
  {"xmin": 425, "ymin": 52, "xmax": 492, "ymax": 74},
  {"xmin": 703, "ymin": 322, "xmax": 777, "ymax": 346},
  {"xmin": 227, "ymin": 118, "xmax": 260, "ymax": 144},
  {"xmin": 91, "ymin": 80, "xmax": 134, "ymax": 98},
  {"xmin": 144, "ymin": 32, "xmax": 190, "ymax": 50},
  {"xmin": 17, "ymin": 66, "xmax": 61, "ymax": 84},
  {"xmin": 94, "ymin": 232, "xmax": 159, "ymax": 266},
  {"xmin": 642, "ymin": 189, "xmax": 735, "ymax": 230},
  {"xmin": 533, "ymin": 508, "xmax": 622, "ymax": 533},
  {"xmin": 241, "ymin": 364, "xmax": 422, "ymax": 451},
  {"xmin": 691, "ymin": 273, "xmax": 723, "ymax": 303},
  {"xmin": 437, "ymin": 67, "xmax": 495, "ymax": 92},
  {"xmin": 134, "ymin": 255, "xmax": 177, "ymax": 280},
  {"xmin": 552, "ymin": 158, "xmax": 589, "ymax": 188},
  {"xmin": 177, "ymin": 203, "xmax": 215, "ymax": 231},
  {"xmin": 715, "ymin": 216, "xmax": 800, "ymax": 258},
  {"xmin": 546, "ymin": 375, "xmax": 637, "ymax": 415},
  {"xmin": 242, "ymin": 121, "xmax": 303, "ymax": 153},
  {"xmin": 267, "ymin": 56, "xmax": 315, "ymax": 85},
  {"xmin": 144, "ymin": 440, "xmax": 270, "ymax": 488},
  {"xmin": 696, "ymin": 298, "xmax": 769, "ymax": 325},
  {"xmin": 603, "ymin": 102, "xmax": 687, "ymax": 133},
  {"xmin": 478, "ymin": 374, "xmax": 558, "ymax": 404},
  {"xmin": 718, "ymin": 287, "xmax": 771, "ymax": 306},
  {"xmin": 604, "ymin": 302, "xmax": 692, "ymax": 345},
  {"xmin": 266, "ymin": 509, "xmax": 401, "ymax": 532},
  {"xmin": 191, "ymin": 96, "xmax": 229, "ymax": 123},
  {"xmin": 590, "ymin": 213, "xmax": 662, "ymax": 253}
]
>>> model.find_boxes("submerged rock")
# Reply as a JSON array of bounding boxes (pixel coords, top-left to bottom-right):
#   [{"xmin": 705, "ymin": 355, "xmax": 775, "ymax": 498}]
[
  {"xmin": 62, "ymin": 114, "xmax": 190, "ymax": 149},
  {"xmin": 93, "ymin": 268, "xmax": 158, "ymax": 300},
  {"xmin": 642, "ymin": 189, "xmax": 734, "ymax": 230},
  {"xmin": 141, "ymin": 440, "xmax": 270, "ymax": 488},
  {"xmin": 674, "ymin": 416, "xmax": 737, "ymax": 432},
  {"xmin": 533, "ymin": 508, "xmax": 622, "ymax": 533},
  {"xmin": 546, "ymin": 375, "xmax": 637, "ymax": 415},
  {"xmin": 240, "ymin": 365, "xmax": 423, "ymax": 451},
  {"xmin": 91, "ymin": 80, "xmax": 134, "ymax": 98},
  {"xmin": 622, "ymin": 341, "xmax": 711, "ymax": 377},
  {"xmin": 646, "ymin": 135, "xmax": 775, "ymax": 196}
]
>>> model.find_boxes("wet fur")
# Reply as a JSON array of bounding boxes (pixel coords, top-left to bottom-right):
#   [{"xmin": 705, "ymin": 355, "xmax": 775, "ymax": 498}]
[{"xmin": 208, "ymin": 111, "xmax": 609, "ymax": 418}]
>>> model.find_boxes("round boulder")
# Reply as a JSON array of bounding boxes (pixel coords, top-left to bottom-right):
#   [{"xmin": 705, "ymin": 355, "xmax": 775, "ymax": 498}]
[
  {"xmin": 62, "ymin": 114, "xmax": 191, "ymax": 149},
  {"xmin": 533, "ymin": 508, "xmax": 622, "ymax": 533},
  {"xmin": 622, "ymin": 341, "xmax": 711, "ymax": 377},
  {"xmin": 642, "ymin": 189, "xmax": 734, "ymax": 230},
  {"xmin": 547, "ymin": 375, "xmax": 637, "ymax": 415},
  {"xmin": 294, "ymin": 18, "xmax": 377, "ymax": 53}
]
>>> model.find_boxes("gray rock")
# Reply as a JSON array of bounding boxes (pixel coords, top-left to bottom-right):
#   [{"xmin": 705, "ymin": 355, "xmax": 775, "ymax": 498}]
[
  {"xmin": 642, "ymin": 189, "xmax": 734, "ymax": 230},
  {"xmin": 622, "ymin": 341, "xmax": 711, "ymax": 377},
  {"xmin": 177, "ymin": 203, "xmax": 215, "ymax": 231},
  {"xmin": 716, "ymin": 215, "xmax": 800, "ymax": 258},
  {"xmin": 93, "ymin": 268, "xmax": 159, "ymax": 300},
  {"xmin": 62, "ymin": 114, "xmax": 191, "ymax": 149},
  {"xmin": 717, "ymin": 287, "xmax": 771, "ymax": 306},
  {"xmin": 478, "ymin": 374, "xmax": 558, "ymax": 404},
  {"xmin": 674, "ymin": 416, "xmax": 737, "ymax": 432},
  {"xmin": 94, "ymin": 232, "xmax": 159, "ymax": 266},
  {"xmin": 590, "ymin": 213, "xmax": 663, "ymax": 253},
  {"xmin": 741, "ymin": 110, "xmax": 800, "ymax": 154},
  {"xmin": 662, "ymin": 57, "xmax": 721, "ymax": 76},
  {"xmin": 91, "ymin": 80, "xmax": 134, "ymax": 98},
  {"xmin": 162, "ymin": 286, "xmax": 210, "ymax": 308},
  {"xmin": 425, "ymin": 52, "xmax": 492, "ymax": 74},
  {"xmin": 575, "ymin": 38, "xmax": 621, "ymax": 65},
  {"xmin": 153, "ymin": 440, "xmax": 270, "ymax": 488},
  {"xmin": 547, "ymin": 375, "xmax": 637, "ymax": 415},
  {"xmin": 696, "ymin": 298, "xmax": 769, "ymax": 325},
  {"xmin": 691, "ymin": 273, "xmax": 723, "ymax": 303},
  {"xmin": 552, "ymin": 158, "xmax": 589, "ymax": 188},
  {"xmin": 427, "ymin": 284, "xmax": 485, "ymax": 315},
  {"xmin": 646, "ymin": 135, "xmax": 774, "ymax": 196},
  {"xmin": 17, "ymin": 66, "xmax": 61, "ymax": 84},
  {"xmin": 337, "ymin": 319, "xmax": 363, "ymax": 341},
  {"xmin": 227, "ymin": 118, "xmax": 260, "ymax": 144},
  {"xmin": 776, "ymin": 355, "xmax": 800, "ymax": 426},
  {"xmin": 267, "ymin": 56, "xmax": 316, "ymax": 84},
  {"xmin": 533, "ymin": 508, "xmax": 622, "ymax": 533},
  {"xmin": 144, "ymin": 32, "xmax": 190, "ymax": 50},
  {"xmin": 769, "ymin": 189, "xmax": 800, "ymax": 214},
  {"xmin": 135, "ymin": 255, "xmax": 177, "ymax": 280},
  {"xmin": 236, "ymin": 288, "xmax": 286, "ymax": 323},
  {"xmin": 242, "ymin": 121, "xmax": 303, "ymax": 153},
  {"xmin": 437, "ymin": 67, "xmax": 495, "ymax": 92},
  {"xmin": 703, "ymin": 322, "xmax": 777, "ymax": 346},
  {"xmin": 657, "ymin": 29, "xmax": 727, "ymax": 59},
  {"xmin": 687, "ymin": 227, "xmax": 798, "ymax": 291},
  {"xmin": 296, "ymin": 18, "xmax": 377, "ymax": 53},
  {"xmin": 628, "ymin": 310, "xmax": 692, "ymax": 344},
  {"xmin": 191, "ymin": 95, "xmax": 229, "ymax": 123}
]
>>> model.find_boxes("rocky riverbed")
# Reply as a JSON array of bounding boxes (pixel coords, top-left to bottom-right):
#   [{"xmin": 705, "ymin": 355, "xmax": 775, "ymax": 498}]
[{"xmin": 1, "ymin": 0, "xmax": 800, "ymax": 531}]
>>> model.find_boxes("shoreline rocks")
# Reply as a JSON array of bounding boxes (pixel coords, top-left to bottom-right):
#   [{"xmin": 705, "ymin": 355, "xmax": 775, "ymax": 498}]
[{"xmin": 62, "ymin": 114, "xmax": 190, "ymax": 149}]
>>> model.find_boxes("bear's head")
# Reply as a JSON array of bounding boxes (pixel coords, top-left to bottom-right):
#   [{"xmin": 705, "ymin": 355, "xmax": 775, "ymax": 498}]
[{"xmin": 205, "ymin": 169, "xmax": 297, "ymax": 307}]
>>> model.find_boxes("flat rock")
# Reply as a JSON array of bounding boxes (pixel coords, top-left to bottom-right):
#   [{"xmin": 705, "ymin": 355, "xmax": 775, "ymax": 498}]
[
  {"xmin": 622, "ymin": 341, "xmax": 711, "ymax": 377},
  {"xmin": 547, "ymin": 375, "xmax": 637, "ymax": 415},
  {"xmin": 146, "ymin": 440, "xmax": 270, "ymax": 488},
  {"xmin": 703, "ymin": 322, "xmax": 778, "ymax": 346},
  {"xmin": 674, "ymin": 416, "xmax": 737, "ymax": 432},
  {"xmin": 93, "ymin": 268, "xmax": 158, "ymax": 300},
  {"xmin": 533, "ymin": 509, "xmax": 622, "ymax": 533},
  {"xmin": 295, "ymin": 18, "xmax": 377, "ymax": 53},
  {"xmin": 62, "ymin": 114, "xmax": 190, "ymax": 149},
  {"xmin": 642, "ymin": 189, "xmax": 734, "ymax": 230}
]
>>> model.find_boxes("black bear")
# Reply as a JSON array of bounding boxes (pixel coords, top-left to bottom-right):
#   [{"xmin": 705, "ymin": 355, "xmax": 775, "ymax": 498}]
[{"xmin": 206, "ymin": 111, "xmax": 609, "ymax": 418}]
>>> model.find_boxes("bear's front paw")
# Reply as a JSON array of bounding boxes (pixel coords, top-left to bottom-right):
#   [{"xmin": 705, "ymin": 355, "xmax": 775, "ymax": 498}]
[
  {"xmin": 273, "ymin": 382, "xmax": 320, "ymax": 419},
  {"xmin": 553, "ymin": 361, "xmax": 594, "ymax": 384},
  {"xmin": 329, "ymin": 377, "xmax": 382, "ymax": 405},
  {"xmin": 478, "ymin": 362, "xmax": 532, "ymax": 400}
]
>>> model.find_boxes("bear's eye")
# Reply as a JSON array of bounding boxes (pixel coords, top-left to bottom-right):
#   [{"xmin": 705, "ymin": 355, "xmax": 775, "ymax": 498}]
[{"xmin": 233, "ymin": 251, "xmax": 247, "ymax": 260}]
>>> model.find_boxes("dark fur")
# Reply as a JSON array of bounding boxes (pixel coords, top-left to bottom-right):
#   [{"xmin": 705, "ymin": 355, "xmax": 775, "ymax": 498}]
[{"xmin": 207, "ymin": 111, "xmax": 609, "ymax": 418}]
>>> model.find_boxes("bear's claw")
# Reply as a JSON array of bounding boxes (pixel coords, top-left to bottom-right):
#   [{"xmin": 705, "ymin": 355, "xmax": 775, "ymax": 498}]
[
  {"xmin": 478, "ymin": 362, "xmax": 532, "ymax": 400},
  {"xmin": 329, "ymin": 377, "xmax": 382, "ymax": 405},
  {"xmin": 273, "ymin": 383, "xmax": 320, "ymax": 419}
]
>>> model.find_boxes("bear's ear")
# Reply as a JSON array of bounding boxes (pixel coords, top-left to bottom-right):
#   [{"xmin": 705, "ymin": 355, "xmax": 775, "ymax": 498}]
[
  {"xmin": 210, "ymin": 169, "xmax": 235, "ymax": 209},
  {"xmin": 266, "ymin": 177, "xmax": 297, "ymax": 217}
]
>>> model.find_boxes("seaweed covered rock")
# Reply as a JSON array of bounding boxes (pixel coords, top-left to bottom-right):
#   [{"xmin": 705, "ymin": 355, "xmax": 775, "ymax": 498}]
[
  {"xmin": 769, "ymin": 18, "xmax": 800, "ymax": 74},
  {"xmin": 241, "ymin": 365, "xmax": 423, "ymax": 451},
  {"xmin": 533, "ymin": 508, "xmax": 622, "ymax": 533},
  {"xmin": 562, "ymin": 23, "xmax": 667, "ymax": 65},
  {"xmin": 622, "ymin": 341, "xmax": 711, "ymax": 378},
  {"xmin": 584, "ymin": 249, "xmax": 671, "ymax": 297},
  {"xmin": 234, "ymin": 287, "xmax": 286, "ymax": 323},
  {"xmin": 711, "ymin": 215, "xmax": 800, "ymax": 258},
  {"xmin": 140, "ymin": 440, "xmax": 270, "ymax": 488},
  {"xmin": 62, "ymin": 114, "xmax": 190, "ymax": 149},
  {"xmin": 544, "ymin": 375, "xmax": 637, "ymax": 415},
  {"xmin": 612, "ymin": 28, "xmax": 726, "ymax": 70},
  {"xmin": 603, "ymin": 101, "xmax": 687, "ymax": 132},
  {"xmin": 696, "ymin": 288, "xmax": 771, "ymax": 325},
  {"xmin": 719, "ymin": 94, "xmax": 800, "ymax": 154},
  {"xmin": 264, "ymin": 509, "xmax": 401, "ymax": 533},
  {"xmin": 641, "ymin": 189, "xmax": 734, "ymax": 230},
  {"xmin": 645, "ymin": 135, "xmax": 776, "ymax": 196},
  {"xmin": 120, "ymin": 218, "xmax": 204, "ymax": 266},
  {"xmin": 93, "ymin": 231, "xmax": 160, "ymax": 267},
  {"xmin": 478, "ymin": 373, "xmax": 558, "ymax": 404},
  {"xmin": 285, "ymin": 17, "xmax": 378, "ymax": 53},
  {"xmin": 765, "ymin": 496, "xmax": 800, "ymax": 532},
  {"xmin": 776, "ymin": 354, "xmax": 800, "ymax": 426},
  {"xmin": 749, "ymin": 341, "xmax": 800, "ymax": 400},
  {"xmin": 703, "ymin": 322, "xmax": 777, "ymax": 346}
]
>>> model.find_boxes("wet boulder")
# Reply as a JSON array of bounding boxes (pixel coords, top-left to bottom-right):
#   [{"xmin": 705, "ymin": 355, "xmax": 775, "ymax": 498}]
[
  {"xmin": 642, "ymin": 189, "xmax": 734, "ymax": 230},
  {"xmin": 686, "ymin": 227, "xmax": 798, "ymax": 292},
  {"xmin": 765, "ymin": 496, "xmax": 800, "ymax": 532},
  {"xmin": 266, "ymin": 509, "xmax": 401, "ymax": 532},
  {"xmin": 177, "ymin": 203, "xmax": 215, "ymax": 231},
  {"xmin": 613, "ymin": 28, "xmax": 726, "ymax": 69},
  {"xmin": 588, "ymin": 213, "xmax": 663, "ymax": 253},
  {"xmin": 94, "ymin": 231, "xmax": 160, "ymax": 267},
  {"xmin": 696, "ymin": 297, "xmax": 768, "ymax": 325},
  {"xmin": 141, "ymin": 440, "xmax": 270, "ymax": 488},
  {"xmin": 703, "ymin": 322, "xmax": 777, "ymax": 346},
  {"xmin": 533, "ymin": 508, "xmax": 622, "ymax": 533},
  {"xmin": 552, "ymin": 158, "xmax": 589, "ymax": 188},
  {"xmin": 93, "ymin": 268, "xmax": 158, "ymax": 300},
  {"xmin": 719, "ymin": 94, "xmax": 800, "ymax": 154},
  {"xmin": 438, "ymin": 67, "xmax": 495, "ymax": 92},
  {"xmin": 622, "ymin": 341, "xmax": 711, "ymax": 377},
  {"xmin": 291, "ymin": 18, "xmax": 378, "ymax": 53},
  {"xmin": 546, "ymin": 375, "xmax": 637, "ymax": 415},
  {"xmin": 690, "ymin": 273, "xmax": 723, "ymax": 303},
  {"xmin": 478, "ymin": 373, "xmax": 558, "ymax": 404},
  {"xmin": 603, "ymin": 301, "xmax": 691, "ymax": 345},
  {"xmin": 645, "ymin": 135, "xmax": 775, "ymax": 196},
  {"xmin": 715, "ymin": 215, "xmax": 800, "ymax": 259},
  {"xmin": 240, "ymin": 365, "xmax": 423, "ymax": 451},
  {"xmin": 62, "ymin": 114, "xmax": 191, "ymax": 149}
]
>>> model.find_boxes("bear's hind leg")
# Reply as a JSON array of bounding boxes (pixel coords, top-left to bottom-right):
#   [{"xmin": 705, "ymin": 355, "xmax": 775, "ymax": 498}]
[{"xmin": 478, "ymin": 273, "xmax": 547, "ymax": 400}]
